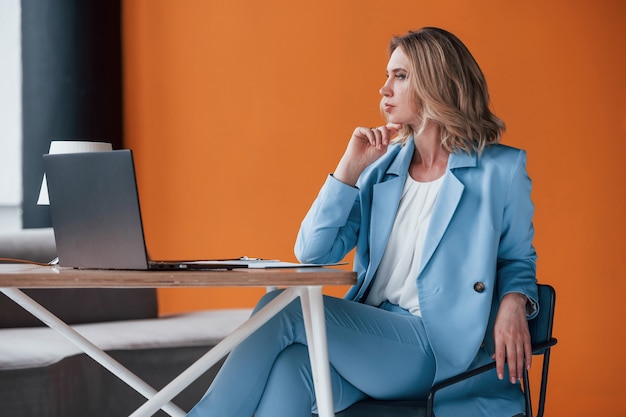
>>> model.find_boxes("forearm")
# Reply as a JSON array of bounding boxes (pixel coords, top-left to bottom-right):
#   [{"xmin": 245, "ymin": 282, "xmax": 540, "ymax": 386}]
[
  {"xmin": 333, "ymin": 155, "xmax": 369, "ymax": 187},
  {"xmin": 295, "ymin": 175, "xmax": 360, "ymax": 263}
]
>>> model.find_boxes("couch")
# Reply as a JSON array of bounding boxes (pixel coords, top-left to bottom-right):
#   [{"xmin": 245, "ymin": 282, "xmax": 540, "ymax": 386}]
[{"xmin": 0, "ymin": 228, "xmax": 250, "ymax": 416}]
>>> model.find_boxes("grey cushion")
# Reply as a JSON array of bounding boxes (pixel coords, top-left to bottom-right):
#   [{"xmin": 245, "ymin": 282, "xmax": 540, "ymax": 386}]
[
  {"xmin": 0, "ymin": 308, "xmax": 251, "ymax": 415},
  {"xmin": 0, "ymin": 345, "xmax": 225, "ymax": 417},
  {"xmin": 0, "ymin": 309, "xmax": 251, "ymax": 370}
]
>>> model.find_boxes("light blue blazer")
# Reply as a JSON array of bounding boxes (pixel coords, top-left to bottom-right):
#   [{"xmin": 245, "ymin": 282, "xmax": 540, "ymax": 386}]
[{"xmin": 295, "ymin": 139, "xmax": 539, "ymax": 414}]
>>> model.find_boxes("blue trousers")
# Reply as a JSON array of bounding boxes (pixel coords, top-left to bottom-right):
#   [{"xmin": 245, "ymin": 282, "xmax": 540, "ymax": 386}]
[{"xmin": 187, "ymin": 290, "xmax": 436, "ymax": 417}]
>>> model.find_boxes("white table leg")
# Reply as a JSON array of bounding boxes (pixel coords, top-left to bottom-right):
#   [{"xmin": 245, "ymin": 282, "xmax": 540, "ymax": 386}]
[
  {"xmin": 300, "ymin": 286, "xmax": 335, "ymax": 417},
  {"xmin": 0, "ymin": 287, "xmax": 185, "ymax": 417},
  {"xmin": 130, "ymin": 285, "xmax": 336, "ymax": 417},
  {"xmin": 129, "ymin": 286, "xmax": 303, "ymax": 417}
]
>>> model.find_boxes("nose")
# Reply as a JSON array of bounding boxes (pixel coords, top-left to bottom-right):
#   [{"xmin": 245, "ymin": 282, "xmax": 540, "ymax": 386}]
[{"xmin": 379, "ymin": 79, "xmax": 392, "ymax": 97}]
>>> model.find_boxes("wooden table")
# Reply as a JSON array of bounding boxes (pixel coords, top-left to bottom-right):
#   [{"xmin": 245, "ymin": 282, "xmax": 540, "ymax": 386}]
[{"xmin": 0, "ymin": 264, "xmax": 357, "ymax": 417}]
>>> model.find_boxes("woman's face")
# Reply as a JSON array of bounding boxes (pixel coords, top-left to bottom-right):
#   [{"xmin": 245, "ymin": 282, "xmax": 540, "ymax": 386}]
[{"xmin": 380, "ymin": 47, "xmax": 421, "ymax": 127}]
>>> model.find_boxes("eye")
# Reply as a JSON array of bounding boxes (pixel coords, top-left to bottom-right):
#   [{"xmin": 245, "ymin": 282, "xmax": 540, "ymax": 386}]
[{"xmin": 396, "ymin": 72, "xmax": 407, "ymax": 80}]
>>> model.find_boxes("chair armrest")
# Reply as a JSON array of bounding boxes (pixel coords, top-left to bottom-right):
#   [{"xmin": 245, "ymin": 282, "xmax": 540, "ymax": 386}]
[
  {"xmin": 426, "ymin": 362, "xmax": 496, "ymax": 416},
  {"xmin": 426, "ymin": 338, "xmax": 558, "ymax": 417},
  {"xmin": 531, "ymin": 338, "xmax": 558, "ymax": 355}
]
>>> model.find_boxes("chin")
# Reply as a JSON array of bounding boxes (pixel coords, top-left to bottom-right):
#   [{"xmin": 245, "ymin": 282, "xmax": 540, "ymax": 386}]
[{"xmin": 388, "ymin": 117, "xmax": 407, "ymax": 125}]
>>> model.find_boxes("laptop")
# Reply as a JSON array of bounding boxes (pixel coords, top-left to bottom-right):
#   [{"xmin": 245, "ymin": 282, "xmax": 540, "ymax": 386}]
[{"xmin": 42, "ymin": 150, "xmax": 286, "ymax": 270}]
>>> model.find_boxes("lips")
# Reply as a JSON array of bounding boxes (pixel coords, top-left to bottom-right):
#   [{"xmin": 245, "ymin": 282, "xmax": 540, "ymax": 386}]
[{"xmin": 383, "ymin": 103, "xmax": 394, "ymax": 112}]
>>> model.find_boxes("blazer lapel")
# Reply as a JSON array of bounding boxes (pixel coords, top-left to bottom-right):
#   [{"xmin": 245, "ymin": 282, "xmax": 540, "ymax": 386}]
[
  {"xmin": 370, "ymin": 177, "xmax": 404, "ymax": 272},
  {"xmin": 367, "ymin": 141, "xmax": 415, "ymax": 279},
  {"xmin": 417, "ymin": 151, "xmax": 477, "ymax": 277}
]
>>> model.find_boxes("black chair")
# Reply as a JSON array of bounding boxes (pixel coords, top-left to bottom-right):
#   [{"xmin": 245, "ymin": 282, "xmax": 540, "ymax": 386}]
[{"xmin": 316, "ymin": 284, "xmax": 557, "ymax": 417}]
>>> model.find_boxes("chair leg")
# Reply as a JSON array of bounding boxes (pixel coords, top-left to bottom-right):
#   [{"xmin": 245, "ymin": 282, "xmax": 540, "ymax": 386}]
[
  {"xmin": 522, "ymin": 366, "xmax": 532, "ymax": 416},
  {"xmin": 536, "ymin": 348, "xmax": 552, "ymax": 417}
]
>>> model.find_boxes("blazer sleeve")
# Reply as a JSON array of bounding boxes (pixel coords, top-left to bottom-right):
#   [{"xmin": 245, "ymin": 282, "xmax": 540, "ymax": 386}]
[
  {"xmin": 496, "ymin": 149, "xmax": 539, "ymax": 318},
  {"xmin": 295, "ymin": 175, "xmax": 361, "ymax": 264}
]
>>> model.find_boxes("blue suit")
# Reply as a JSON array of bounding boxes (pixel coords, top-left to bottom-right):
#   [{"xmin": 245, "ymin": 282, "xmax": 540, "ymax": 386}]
[
  {"xmin": 187, "ymin": 140, "xmax": 539, "ymax": 417},
  {"xmin": 295, "ymin": 139, "xmax": 538, "ymax": 415}
]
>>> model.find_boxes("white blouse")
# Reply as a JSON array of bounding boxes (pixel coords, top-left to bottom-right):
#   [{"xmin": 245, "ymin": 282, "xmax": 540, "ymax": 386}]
[{"xmin": 365, "ymin": 173, "xmax": 444, "ymax": 316}]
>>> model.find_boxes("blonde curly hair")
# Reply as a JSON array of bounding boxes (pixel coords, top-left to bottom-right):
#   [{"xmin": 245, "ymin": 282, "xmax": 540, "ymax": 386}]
[{"xmin": 386, "ymin": 27, "xmax": 506, "ymax": 155}]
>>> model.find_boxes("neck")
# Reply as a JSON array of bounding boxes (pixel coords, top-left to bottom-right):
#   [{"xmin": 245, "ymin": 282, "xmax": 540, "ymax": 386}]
[
  {"xmin": 412, "ymin": 122, "xmax": 448, "ymax": 166},
  {"xmin": 409, "ymin": 121, "xmax": 449, "ymax": 182}
]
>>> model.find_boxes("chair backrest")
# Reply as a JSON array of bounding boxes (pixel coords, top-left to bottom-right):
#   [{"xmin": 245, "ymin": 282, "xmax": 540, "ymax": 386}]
[
  {"xmin": 524, "ymin": 283, "xmax": 557, "ymax": 417},
  {"xmin": 528, "ymin": 284, "xmax": 556, "ymax": 353}
]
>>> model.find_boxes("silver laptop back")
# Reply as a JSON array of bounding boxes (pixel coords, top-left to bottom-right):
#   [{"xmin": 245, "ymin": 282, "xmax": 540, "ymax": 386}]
[{"xmin": 43, "ymin": 150, "xmax": 150, "ymax": 269}]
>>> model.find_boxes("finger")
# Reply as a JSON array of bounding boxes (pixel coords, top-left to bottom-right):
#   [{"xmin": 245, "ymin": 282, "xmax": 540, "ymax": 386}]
[
  {"xmin": 517, "ymin": 341, "xmax": 526, "ymax": 381},
  {"xmin": 385, "ymin": 122, "xmax": 403, "ymax": 135},
  {"xmin": 494, "ymin": 341, "xmax": 506, "ymax": 380},
  {"xmin": 508, "ymin": 342, "xmax": 524, "ymax": 383},
  {"xmin": 370, "ymin": 127, "xmax": 384, "ymax": 149},
  {"xmin": 373, "ymin": 126, "xmax": 389, "ymax": 147},
  {"xmin": 524, "ymin": 338, "xmax": 533, "ymax": 371},
  {"xmin": 356, "ymin": 127, "xmax": 377, "ymax": 146},
  {"xmin": 378, "ymin": 126, "xmax": 394, "ymax": 146}
]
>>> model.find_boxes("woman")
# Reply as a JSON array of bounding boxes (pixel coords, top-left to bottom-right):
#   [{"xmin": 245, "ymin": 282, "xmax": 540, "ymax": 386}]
[{"xmin": 188, "ymin": 27, "xmax": 538, "ymax": 417}]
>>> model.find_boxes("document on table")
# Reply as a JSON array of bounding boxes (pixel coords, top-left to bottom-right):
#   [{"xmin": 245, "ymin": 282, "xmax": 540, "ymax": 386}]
[{"xmin": 188, "ymin": 259, "xmax": 348, "ymax": 269}]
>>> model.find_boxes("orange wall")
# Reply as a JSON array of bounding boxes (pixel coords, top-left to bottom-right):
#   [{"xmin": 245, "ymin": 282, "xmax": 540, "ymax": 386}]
[{"xmin": 122, "ymin": 1, "xmax": 626, "ymax": 415}]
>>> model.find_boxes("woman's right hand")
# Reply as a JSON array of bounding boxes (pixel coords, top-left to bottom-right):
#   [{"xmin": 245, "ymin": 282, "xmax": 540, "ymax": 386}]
[{"xmin": 333, "ymin": 123, "xmax": 402, "ymax": 186}]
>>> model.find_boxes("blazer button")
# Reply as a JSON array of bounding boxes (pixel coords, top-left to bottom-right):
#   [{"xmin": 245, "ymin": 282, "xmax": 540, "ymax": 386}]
[{"xmin": 473, "ymin": 282, "xmax": 485, "ymax": 293}]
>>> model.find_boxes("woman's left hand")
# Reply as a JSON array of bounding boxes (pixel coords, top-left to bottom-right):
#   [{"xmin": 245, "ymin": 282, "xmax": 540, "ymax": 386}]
[{"xmin": 492, "ymin": 292, "xmax": 531, "ymax": 384}]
